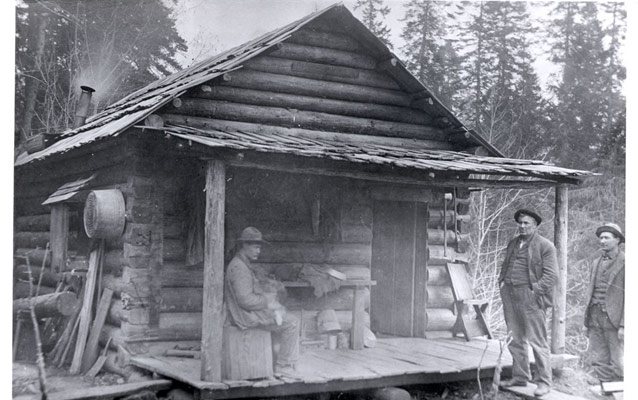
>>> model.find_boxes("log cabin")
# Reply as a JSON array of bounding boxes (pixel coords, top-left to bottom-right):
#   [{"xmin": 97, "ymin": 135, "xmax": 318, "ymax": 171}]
[{"xmin": 13, "ymin": 4, "xmax": 591, "ymax": 398}]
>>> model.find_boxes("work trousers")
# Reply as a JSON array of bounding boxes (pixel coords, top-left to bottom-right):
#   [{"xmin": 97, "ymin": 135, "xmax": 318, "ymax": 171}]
[
  {"xmin": 587, "ymin": 304, "xmax": 623, "ymax": 381},
  {"xmin": 260, "ymin": 313, "xmax": 300, "ymax": 367},
  {"xmin": 500, "ymin": 283, "xmax": 552, "ymax": 386}
]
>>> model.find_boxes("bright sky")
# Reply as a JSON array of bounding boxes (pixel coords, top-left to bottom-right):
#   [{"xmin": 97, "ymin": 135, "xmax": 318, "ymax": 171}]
[{"xmin": 172, "ymin": 0, "xmax": 568, "ymax": 91}]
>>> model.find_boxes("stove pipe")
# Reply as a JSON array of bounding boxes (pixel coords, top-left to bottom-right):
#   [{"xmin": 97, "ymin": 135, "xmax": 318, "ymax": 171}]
[{"xmin": 74, "ymin": 85, "xmax": 96, "ymax": 128}]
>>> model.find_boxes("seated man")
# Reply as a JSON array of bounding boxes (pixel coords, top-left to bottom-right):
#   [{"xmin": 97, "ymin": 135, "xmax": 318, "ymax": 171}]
[{"xmin": 224, "ymin": 226, "xmax": 299, "ymax": 378}]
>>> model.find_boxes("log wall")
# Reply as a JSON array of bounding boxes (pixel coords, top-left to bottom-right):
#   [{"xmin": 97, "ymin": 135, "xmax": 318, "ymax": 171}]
[
  {"xmin": 159, "ymin": 25, "xmax": 453, "ymax": 148},
  {"xmin": 14, "ymin": 142, "xmax": 132, "ymax": 302}
]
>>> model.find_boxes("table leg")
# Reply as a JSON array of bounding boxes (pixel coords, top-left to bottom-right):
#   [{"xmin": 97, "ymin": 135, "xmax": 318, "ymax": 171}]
[{"xmin": 350, "ymin": 287, "xmax": 365, "ymax": 350}]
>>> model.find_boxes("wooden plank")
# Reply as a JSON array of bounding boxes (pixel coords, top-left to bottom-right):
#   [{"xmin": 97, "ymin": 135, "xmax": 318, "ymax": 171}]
[
  {"xmin": 69, "ymin": 242, "xmax": 103, "ymax": 374},
  {"xmin": 370, "ymin": 200, "xmax": 397, "ymax": 335},
  {"xmin": 201, "ymin": 159, "xmax": 225, "ymax": 382},
  {"xmin": 504, "ymin": 383, "xmax": 588, "ymax": 400},
  {"xmin": 50, "ymin": 204, "xmax": 69, "ymax": 271},
  {"xmin": 413, "ymin": 203, "xmax": 428, "ymax": 337},
  {"xmin": 81, "ymin": 288, "xmax": 114, "ymax": 372},
  {"xmin": 374, "ymin": 340, "xmax": 462, "ymax": 373},
  {"xmin": 602, "ymin": 381, "xmax": 623, "ymax": 393},
  {"xmin": 131, "ymin": 355, "xmax": 228, "ymax": 390},
  {"xmin": 13, "ymin": 380, "xmax": 172, "ymax": 400}
]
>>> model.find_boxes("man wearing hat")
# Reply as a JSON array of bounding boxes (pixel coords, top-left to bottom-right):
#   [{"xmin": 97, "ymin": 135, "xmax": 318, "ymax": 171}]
[
  {"xmin": 498, "ymin": 209, "xmax": 558, "ymax": 397},
  {"xmin": 583, "ymin": 223, "xmax": 624, "ymax": 384},
  {"xmin": 225, "ymin": 227, "xmax": 300, "ymax": 378}
]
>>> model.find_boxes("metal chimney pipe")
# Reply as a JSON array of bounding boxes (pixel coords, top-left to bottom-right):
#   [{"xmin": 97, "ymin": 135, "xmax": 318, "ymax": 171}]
[{"xmin": 74, "ymin": 85, "xmax": 96, "ymax": 128}]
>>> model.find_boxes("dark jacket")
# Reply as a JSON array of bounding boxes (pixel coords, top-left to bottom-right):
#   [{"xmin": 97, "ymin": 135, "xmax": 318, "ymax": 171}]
[
  {"xmin": 584, "ymin": 250, "xmax": 625, "ymax": 329},
  {"xmin": 498, "ymin": 232, "xmax": 558, "ymax": 309},
  {"xmin": 224, "ymin": 254, "xmax": 277, "ymax": 329}
]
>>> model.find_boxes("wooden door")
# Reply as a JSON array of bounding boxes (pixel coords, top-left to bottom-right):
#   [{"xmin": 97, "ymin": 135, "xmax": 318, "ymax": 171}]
[{"xmin": 370, "ymin": 200, "xmax": 428, "ymax": 337}]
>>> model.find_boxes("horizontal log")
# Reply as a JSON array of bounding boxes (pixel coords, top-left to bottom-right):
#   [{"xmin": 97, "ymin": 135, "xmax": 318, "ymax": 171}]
[
  {"xmin": 13, "ymin": 292, "xmax": 78, "ymax": 318},
  {"xmin": 428, "ymin": 209, "xmax": 471, "ymax": 229},
  {"xmin": 99, "ymin": 323, "xmax": 127, "ymax": 350},
  {"xmin": 425, "ymin": 308, "xmax": 456, "ymax": 331},
  {"xmin": 12, "ymin": 197, "xmax": 49, "ymax": 217},
  {"xmin": 162, "ymin": 114, "xmax": 455, "ymax": 151},
  {"xmin": 427, "ymin": 265, "xmax": 449, "ymax": 285},
  {"xmin": 163, "ymin": 239, "xmax": 185, "ymax": 261},
  {"xmin": 14, "ymin": 231, "xmax": 50, "ymax": 249},
  {"xmin": 288, "ymin": 28, "xmax": 364, "ymax": 53},
  {"xmin": 286, "ymin": 287, "xmax": 370, "ymax": 311},
  {"xmin": 221, "ymin": 69, "xmax": 411, "ymax": 107},
  {"xmin": 164, "ymin": 216, "xmax": 184, "ymax": 239},
  {"xmin": 428, "ymin": 245, "xmax": 470, "ymax": 264},
  {"xmin": 159, "ymin": 288, "xmax": 202, "ymax": 313},
  {"xmin": 13, "ymin": 282, "xmax": 56, "ymax": 299},
  {"xmin": 270, "ymin": 42, "xmax": 377, "ymax": 70},
  {"xmin": 427, "ymin": 229, "xmax": 462, "ymax": 245},
  {"xmin": 15, "ymin": 214, "xmax": 50, "ymax": 232},
  {"xmin": 15, "ymin": 248, "xmax": 51, "ymax": 268},
  {"xmin": 259, "ymin": 242, "xmax": 371, "ymax": 265},
  {"xmin": 243, "ymin": 56, "xmax": 399, "ymax": 90},
  {"xmin": 426, "ymin": 286, "xmax": 455, "ymax": 310},
  {"xmin": 104, "ymin": 250, "xmax": 125, "ymax": 275},
  {"xmin": 102, "ymin": 274, "xmax": 126, "ymax": 297},
  {"xmin": 169, "ymin": 98, "xmax": 445, "ymax": 141},
  {"xmin": 339, "ymin": 224, "xmax": 372, "ymax": 244},
  {"xmin": 159, "ymin": 263, "xmax": 370, "ymax": 287},
  {"xmin": 191, "ymin": 85, "xmax": 432, "ymax": 125},
  {"xmin": 15, "ymin": 265, "xmax": 61, "ymax": 287},
  {"xmin": 108, "ymin": 298, "xmax": 124, "ymax": 326}
]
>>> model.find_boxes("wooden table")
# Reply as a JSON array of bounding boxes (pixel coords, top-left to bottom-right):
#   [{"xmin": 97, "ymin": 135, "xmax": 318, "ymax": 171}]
[{"xmin": 283, "ymin": 280, "xmax": 377, "ymax": 350}]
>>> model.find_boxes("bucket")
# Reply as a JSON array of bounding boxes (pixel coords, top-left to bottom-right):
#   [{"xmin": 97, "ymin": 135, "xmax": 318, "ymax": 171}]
[{"xmin": 83, "ymin": 189, "xmax": 125, "ymax": 239}]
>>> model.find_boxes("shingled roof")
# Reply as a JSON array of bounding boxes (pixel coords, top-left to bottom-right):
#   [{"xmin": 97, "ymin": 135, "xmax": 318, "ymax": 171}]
[{"xmin": 15, "ymin": 3, "xmax": 592, "ymax": 185}]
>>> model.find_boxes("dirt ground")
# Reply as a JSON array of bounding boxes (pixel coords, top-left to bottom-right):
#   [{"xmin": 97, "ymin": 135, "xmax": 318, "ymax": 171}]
[{"xmin": 12, "ymin": 362, "xmax": 124, "ymax": 398}]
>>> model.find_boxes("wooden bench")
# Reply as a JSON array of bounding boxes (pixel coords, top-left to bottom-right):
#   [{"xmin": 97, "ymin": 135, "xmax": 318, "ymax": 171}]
[{"xmin": 446, "ymin": 263, "xmax": 492, "ymax": 341}]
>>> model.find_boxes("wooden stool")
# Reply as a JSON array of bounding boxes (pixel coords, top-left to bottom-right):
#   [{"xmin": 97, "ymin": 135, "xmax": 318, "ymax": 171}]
[{"xmin": 222, "ymin": 326, "xmax": 273, "ymax": 380}]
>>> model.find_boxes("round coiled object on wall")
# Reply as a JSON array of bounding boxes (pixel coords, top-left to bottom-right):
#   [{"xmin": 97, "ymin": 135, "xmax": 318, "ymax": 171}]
[{"xmin": 84, "ymin": 189, "xmax": 125, "ymax": 239}]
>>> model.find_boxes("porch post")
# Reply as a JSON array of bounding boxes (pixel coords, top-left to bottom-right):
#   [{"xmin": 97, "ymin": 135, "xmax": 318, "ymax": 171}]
[
  {"xmin": 551, "ymin": 185, "xmax": 568, "ymax": 354},
  {"xmin": 201, "ymin": 160, "xmax": 226, "ymax": 382}
]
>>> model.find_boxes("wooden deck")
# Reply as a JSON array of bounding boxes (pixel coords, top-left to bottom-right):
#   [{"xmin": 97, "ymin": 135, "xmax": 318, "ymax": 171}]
[{"xmin": 131, "ymin": 337, "xmax": 513, "ymax": 399}]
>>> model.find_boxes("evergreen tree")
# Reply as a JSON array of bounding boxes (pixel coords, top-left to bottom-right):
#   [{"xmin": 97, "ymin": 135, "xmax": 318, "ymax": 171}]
[
  {"xmin": 547, "ymin": 2, "xmax": 608, "ymax": 169},
  {"xmin": 354, "ymin": 0, "xmax": 393, "ymax": 49},
  {"xmin": 15, "ymin": 0, "xmax": 187, "ymax": 147},
  {"xmin": 399, "ymin": 0, "xmax": 463, "ymax": 107}
]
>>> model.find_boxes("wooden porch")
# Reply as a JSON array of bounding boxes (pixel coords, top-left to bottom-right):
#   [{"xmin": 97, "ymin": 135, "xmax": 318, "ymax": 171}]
[{"xmin": 130, "ymin": 337, "xmax": 513, "ymax": 399}]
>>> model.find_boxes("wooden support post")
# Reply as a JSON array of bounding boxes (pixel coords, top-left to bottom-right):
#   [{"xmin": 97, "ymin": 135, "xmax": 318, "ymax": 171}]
[
  {"xmin": 50, "ymin": 204, "xmax": 69, "ymax": 272},
  {"xmin": 201, "ymin": 160, "xmax": 226, "ymax": 382},
  {"xmin": 350, "ymin": 286, "xmax": 365, "ymax": 350},
  {"xmin": 552, "ymin": 185, "xmax": 568, "ymax": 354}
]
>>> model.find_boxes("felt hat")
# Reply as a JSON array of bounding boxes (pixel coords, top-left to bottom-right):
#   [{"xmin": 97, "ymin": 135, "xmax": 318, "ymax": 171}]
[
  {"xmin": 596, "ymin": 223, "xmax": 624, "ymax": 243},
  {"xmin": 514, "ymin": 208, "xmax": 542, "ymax": 225},
  {"xmin": 236, "ymin": 226, "xmax": 268, "ymax": 244}
]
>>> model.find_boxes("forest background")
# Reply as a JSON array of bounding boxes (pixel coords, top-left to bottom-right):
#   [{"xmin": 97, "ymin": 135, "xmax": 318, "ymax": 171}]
[{"xmin": 12, "ymin": 0, "xmax": 629, "ymax": 374}]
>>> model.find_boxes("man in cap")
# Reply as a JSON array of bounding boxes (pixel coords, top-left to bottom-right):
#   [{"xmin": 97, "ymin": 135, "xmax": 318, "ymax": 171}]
[
  {"xmin": 583, "ymin": 223, "xmax": 624, "ymax": 384},
  {"xmin": 224, "ymin": 227, "xmax": 300, "ymax": 378},
  {"xmin": 498, "ymin": 209, "xmax": 558, "ymax": 397}
]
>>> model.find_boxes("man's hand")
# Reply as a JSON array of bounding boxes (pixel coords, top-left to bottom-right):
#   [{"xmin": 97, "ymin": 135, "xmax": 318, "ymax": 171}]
[{"xmin": 618, "ymin": 327, "xmax": 624, "ymax": 341}]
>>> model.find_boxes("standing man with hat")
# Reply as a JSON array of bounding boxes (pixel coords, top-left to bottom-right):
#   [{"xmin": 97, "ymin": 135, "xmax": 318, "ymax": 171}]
[
  {"xmin": 498, "ymin": 209, "xmax": 558, "ymax": 397},
  {"xmin": 583, "ymin": 223, "xmax": 624, "ymax": 384},
  {"xmin": 224, "ymin": 226, "xmax": 300, "ymax": 378}
]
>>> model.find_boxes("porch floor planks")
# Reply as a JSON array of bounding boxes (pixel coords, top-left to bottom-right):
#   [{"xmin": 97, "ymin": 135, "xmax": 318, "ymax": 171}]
[
  {"xmin": 434, "ymin": 338, "xmax": 512, "ymax": 361},
  {"xmin": 130, "ymin": 337, "xmax": 514, "ymax": 398},
  {"xmin": 378, "ymin": 339, "xmax": 469, "ymax": 371},
  {"xmin": 370, "ymin": 342, "xmax": 459, "ymax": 374}
]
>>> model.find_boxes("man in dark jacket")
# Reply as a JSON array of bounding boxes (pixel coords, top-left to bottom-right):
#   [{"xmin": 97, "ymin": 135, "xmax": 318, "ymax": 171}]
[
  {"xmin": 225, "ymin": 227, "xmax": 300, "ymax": 378},
  {"xmin": 583, "ymin": 223, "xmax": 624, "ymax": 383},
  {"xmin": 499, "ymin": 209, "xmax": 558, "ymax": 398}
]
